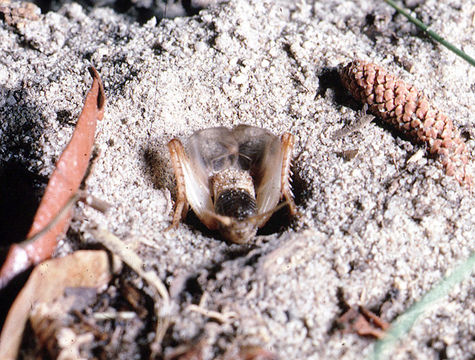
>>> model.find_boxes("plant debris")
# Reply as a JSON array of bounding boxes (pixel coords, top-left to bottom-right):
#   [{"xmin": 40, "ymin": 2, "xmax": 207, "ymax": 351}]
[
  {"xmin": 336, "ymin": 306, "xmax": 389, "ymax": 339},
  {"xmin": 0, "ymin": 67, "xmax": 106, "ymax": 289},
  {"xmin": 87, "ymin": 226, "xmax": 171, "ymax": 357},
  {"xmin": 332, "ymin": 104, "xmax": 375, "ymax": 139},
  {"xmin": 0, "ymin": 250, "xmax": 112, "ymax": 360},
  {"xmin": 165, "ymin": 339, "xmax": 206, "ymax": 360},
  {"xmin": 340, "ymin": 60, "xmax": 472, "ymax": 186},
  {"xmin": 28, "ymin": 290, "xmax": 98, "ymax": 359},
  {"xmin": 223, "ymin": 345, "xmax": 278, "ymax": 360}
]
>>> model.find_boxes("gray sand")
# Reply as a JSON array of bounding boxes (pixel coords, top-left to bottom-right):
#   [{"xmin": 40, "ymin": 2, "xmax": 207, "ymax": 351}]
[{"xmin": 1, "ymin": 0, "xmax": 474, "ymax": 358}]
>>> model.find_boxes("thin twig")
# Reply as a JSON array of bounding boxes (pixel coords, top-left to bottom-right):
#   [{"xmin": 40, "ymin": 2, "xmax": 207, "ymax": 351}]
[
  {"xmin": 87, "ymin": 227, "xmax": 170, "ymax": 304},
  {"xmin": 383, "ymin": 0, "xmax": 475, "ymax": 66},
  {"xmin": 87, "ymin": 226, "xmax": 171, "ymax": 358},
  {"xmin": 23, "ymin": 193, "xmax": 80, "ymax": 246},
  {"xmin": 23, "ymin": 191, "xmax": 110, "ymax": 246},
  {"xmin": 78, "ymin": 190, "xmax": 111, "ymax": 213},
  {"xmin": 186, "ymin": 304, "xmax": 237, "ymax": 323}
]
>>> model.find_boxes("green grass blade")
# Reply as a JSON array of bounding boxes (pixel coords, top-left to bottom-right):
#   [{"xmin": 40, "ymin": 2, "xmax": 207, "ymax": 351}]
[
  {"xmin": 369, "ymin": 253, "xmax": 475, "ymax": 360},
  {"xmin": 383, "ymin": 0, "xmax": 475, "ymax": 66}
]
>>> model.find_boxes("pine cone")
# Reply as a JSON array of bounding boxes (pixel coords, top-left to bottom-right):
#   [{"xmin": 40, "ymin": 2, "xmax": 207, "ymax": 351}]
[{"xmin": 340, "ymin": 60, "xmax": 471, "ymax": 186}]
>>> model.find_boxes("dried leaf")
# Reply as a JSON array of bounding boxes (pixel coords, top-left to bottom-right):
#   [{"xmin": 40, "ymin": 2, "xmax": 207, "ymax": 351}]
[
  {"xmin": 0, "ymin": 67, "xmax": 106, "ymax": 289},
  {"xmin": 336, "ymin": 306, "xmax": 389, "ymax": 339},
  {"xmin": 0, "ymin": 250, "xmax": 111, "ymax": 360}
]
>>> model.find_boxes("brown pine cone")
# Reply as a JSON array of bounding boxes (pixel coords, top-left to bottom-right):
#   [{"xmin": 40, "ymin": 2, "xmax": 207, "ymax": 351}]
[{"xmin": 340, "ymin": 60, "xmax": 471, "ymax": 186}]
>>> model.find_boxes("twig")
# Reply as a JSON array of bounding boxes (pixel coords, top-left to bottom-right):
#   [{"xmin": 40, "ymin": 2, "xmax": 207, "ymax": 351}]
[
  {"xmin": 88, "ymin": 227, "xmax": 170, "ymax": 304},
  {"xmin": 78, "ymin": 190, "xmax": 111, "ymax": 213},
  {"xmin": 87, "ymin": 226, "xmax": 171, "ymax": 358},
  {"xmin": 22, "ymin": 193, "xmax": 79, "ymax": 246},
  {"xmin": 93, "ymin": 311, "xmax": 137, "ymax": 320},
  {"xmin": 186, "ymin": 304, "xmax": 237, "ymax": 323}
]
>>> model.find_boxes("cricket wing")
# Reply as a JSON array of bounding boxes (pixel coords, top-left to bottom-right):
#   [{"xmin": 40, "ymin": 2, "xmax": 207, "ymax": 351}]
[
  {"xmin": 169, "ymin": 139, "xmax": 216, "ymax": 230},
  {"xmin": 187, "ymin": 127, "xmax": 240, "ymax": 174},
  {"xmin": 232, "ymin": 125, "xmax": 284, "ymax": 226},
  {"xmin": 254, "ymin": 136, "xmax": 284, "ymax": 225}
]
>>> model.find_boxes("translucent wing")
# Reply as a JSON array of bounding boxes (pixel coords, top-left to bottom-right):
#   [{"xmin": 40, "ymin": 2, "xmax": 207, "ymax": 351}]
[
  {"xmin": 179, "ymin": 127, "xmax": 241, "ymax": 229},
  {"xmin": 232, "ymin": 125, "xmax": 283, "ymax": 226},
  {"xmin": 187, "ymin": 127, "xmax": 240, "ymax": 175},
  {"xmin": 168, "ymin": 139, "xmax": 215, "ymax": 229}
]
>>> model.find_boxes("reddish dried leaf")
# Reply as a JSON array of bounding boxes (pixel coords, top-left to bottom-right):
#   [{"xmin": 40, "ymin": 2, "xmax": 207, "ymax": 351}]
[
  {"xmin": 336, "ymin": 306, "xmax": 389, "ymax": 339},
  {"xmin": 0, "ymin": 250, "xmax": 111, "ymax": 360},
  {"xmin": 221, "ymin": 345, "xmax": 278, "ymax": 360},
  {"xmin": 359, "ymin": 306, "xmax": 390, "ymax": 331},
  {"xmin": 0, "ymin": 67, "xmax": 105, "ymax": 289}
]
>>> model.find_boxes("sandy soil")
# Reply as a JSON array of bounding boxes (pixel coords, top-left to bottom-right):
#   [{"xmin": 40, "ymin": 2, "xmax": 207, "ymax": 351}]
[{"xmin": 0, "ymin": 0, "xmax": 474, "ymax": 359}]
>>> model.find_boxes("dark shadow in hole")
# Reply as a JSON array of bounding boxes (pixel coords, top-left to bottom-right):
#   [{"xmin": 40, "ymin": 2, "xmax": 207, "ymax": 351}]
[
  {"xmin": 0, "ymin": 86, "xmax": 50, "ymax": 333},
  {"xmin": 317, "ymin": 66, "xmax": 357, "ymax": 109},
  {"xmin": 0, "ymin": 162, "xmax": 41, "ymax": 247},
  {"xmin": 33, "ymin": 0, "xmax": 209, "ymax": 24},
  {"xmin": 183, "ymin": 210, "xmax": 223, "ymax": 242},
  {"xmin": 178, "ymin": 273, "xmax": 203, "ymax": 304},
  {"xmin": 258, "ymin": 163, "xmax": 312, "ymax": 236},
  {"xmin": 142, "ymin": 145, "xmax": 170, "ymax": 190},
  {"xmin": 257, "ymin": 203, "xmax": 292, "ymax": 236}
]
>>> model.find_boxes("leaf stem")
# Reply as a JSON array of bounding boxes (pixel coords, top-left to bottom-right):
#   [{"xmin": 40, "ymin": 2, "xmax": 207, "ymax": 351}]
[{"xmin": 383, "ymin": 0, "xmax": 475, "ymax": 66}]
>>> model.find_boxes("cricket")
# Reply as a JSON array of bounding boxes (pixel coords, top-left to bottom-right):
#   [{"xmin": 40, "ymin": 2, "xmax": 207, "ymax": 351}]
[{"xmin": 167, "ymin": 125, "xmax": 297, "ymax": 243}]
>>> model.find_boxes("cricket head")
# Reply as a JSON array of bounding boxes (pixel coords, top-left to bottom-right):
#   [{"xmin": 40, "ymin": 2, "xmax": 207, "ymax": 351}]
[
  {"xmin": 217, "ymin": 219, "xmax": 258, "ymax": 244},
  {"xmin": 210, "ymin": 189, "xmax": 289, "ymax": 244}
]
